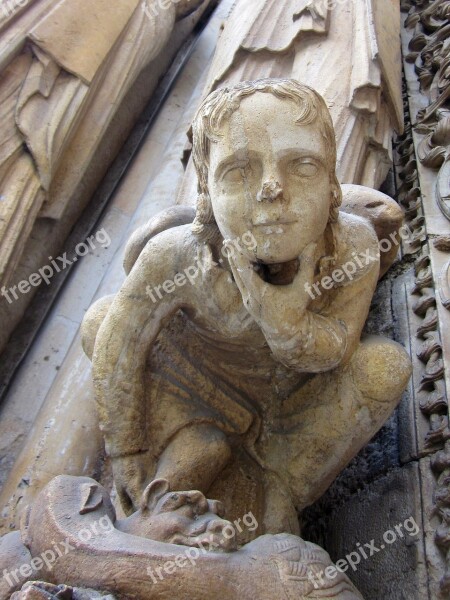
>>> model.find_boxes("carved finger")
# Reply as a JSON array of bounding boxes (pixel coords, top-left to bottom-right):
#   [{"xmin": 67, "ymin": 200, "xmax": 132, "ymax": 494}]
[
  {"xmin": 228, "ymin": 251, "xmax": 267, "ymax": 298},
  {"xmin": 208, "ymin": 499, "xmax": 226, "ymax": 517},
  {"xmin": 301, "ymin": 242, "xmax": 318, "ymax": 269},
  {"xmin": 293, "ymin": 242, "xmax": 318, "ymax": 290},
  {"xmin": 117, "ymin": 485, "xmax": 135, "ymax": 516},
  {"xmin": 227, "ymin": 254, "xmax": 250, "ymax": 298}
]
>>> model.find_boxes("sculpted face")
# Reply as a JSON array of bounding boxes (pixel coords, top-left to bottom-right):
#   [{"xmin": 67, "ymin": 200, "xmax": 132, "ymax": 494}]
[
  {"xmin": 117, "ymin": 480, "xmax": 237, "ymax": 552},
  {"xmin": 208, "ymin": 93, "xmax": 332, "ymax": 264}
]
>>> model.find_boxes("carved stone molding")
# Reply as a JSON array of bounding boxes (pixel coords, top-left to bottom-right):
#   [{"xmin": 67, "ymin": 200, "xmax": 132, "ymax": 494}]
[
  {"xmin": 404, "ymin": 0, "xmax": 450, "ymax": 221},
  {"xmin": 435, "ymin": 236, "xmax": 450, "ymax": 310},
  {"xmin": 395, "ymin": 84, "xmax": 450, "ymax": 599},
  {"xmin": 394, "ymin": 82, "xmax": 449, "ymax": 453},
  {"xmin": 400, "ymin": 1, "xmax": 450, "ymax": 595}
]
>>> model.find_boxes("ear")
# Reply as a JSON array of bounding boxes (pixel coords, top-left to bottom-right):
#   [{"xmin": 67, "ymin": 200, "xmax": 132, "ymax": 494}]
[
  {"xmin": 140, "ymin": 479, "xmax": 170, "ymax": 513},
  {"xmin": 195, "ymin": 192, "xmax": 215, "ymax": 224},
  {"xmin": 329, "ymin": 179, "xmax": 342, "ymax": 223},
  {"xmin": 79, "ymin": 483, "xmax": 105, "ymax": 515}
]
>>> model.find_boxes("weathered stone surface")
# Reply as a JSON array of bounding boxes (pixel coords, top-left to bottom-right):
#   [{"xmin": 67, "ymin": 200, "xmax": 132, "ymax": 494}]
[
  {"xmin": 0, "ymin": 3, "xmax": 425, "ymax": 598},
  {"xmin": 0, "ymin": 0, "xmax": 211, "ymax": 353},
  {"xmin": 303, "ymin": 463, "xmax": 426, "ymax": 600}
]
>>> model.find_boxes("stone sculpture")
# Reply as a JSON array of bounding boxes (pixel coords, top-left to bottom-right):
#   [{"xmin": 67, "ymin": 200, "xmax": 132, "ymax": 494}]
[
  {"xmin": 0, "ymin": 78, "xmax": 409, "ymax": 598},
  {"xmin": 0, "ymin": 0, "xmax": 409, "ymax": 536},
  {"xmin": 84, "ymin": 79, "xmax": 412, "ymax": 542}
]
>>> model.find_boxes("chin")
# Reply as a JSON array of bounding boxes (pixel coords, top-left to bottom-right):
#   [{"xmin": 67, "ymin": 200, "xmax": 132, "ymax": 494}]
[
  {"xmin": 253, "ymin": 248, "xmax": 303, "ymax": 265},
  {"xmin": 251, "ymin": 236, "xmax": 305, "ymax": 265},
  {"xmin": 254, "ymin": 256, "xmax": 296, "ymax": 265}
]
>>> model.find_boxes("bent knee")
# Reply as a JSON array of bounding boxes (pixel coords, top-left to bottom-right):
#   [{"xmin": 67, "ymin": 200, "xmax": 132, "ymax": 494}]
[
  {"xmin": 352, "ymin": 335, "xmax": 412, "ymax": 404},
  {"xmin": 81, "ymin": 294, "xmax": 115, "ymax": 360},
  {"xmin": 195, "ymin": 424, "xmax": 232, "ymax": 468},
  {"xmin": 168, "ymin": 424, "xmax": 232, "ymax": 470}
]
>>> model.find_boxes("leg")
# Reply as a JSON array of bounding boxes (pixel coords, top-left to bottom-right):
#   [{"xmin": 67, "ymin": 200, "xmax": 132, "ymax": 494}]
[
  {"xmin": 80, "ymin": 294, "xmax": 115, "ymax": 359},
  {"xmin": 154, "ymin": 423, "xmax": 232, "ymax": 493},
  {"xmin": 261, "ymin": 335, "xmax": 411, "ymax": 518}
]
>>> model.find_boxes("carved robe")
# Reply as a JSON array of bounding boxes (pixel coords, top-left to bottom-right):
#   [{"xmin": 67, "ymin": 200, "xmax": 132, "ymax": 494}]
[
  {"xmin": 0, "ymin": 0, "xmax": 180, "ymax": 288},
  {"xmin": 178, "ymin": 0, "xmax": 403, "ymax": 205}
]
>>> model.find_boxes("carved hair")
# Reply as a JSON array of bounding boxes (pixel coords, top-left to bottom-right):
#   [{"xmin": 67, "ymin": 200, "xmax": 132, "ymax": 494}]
[{"xmin": 191, "ymin": 78, "xmax": 342, "ymax": 242}]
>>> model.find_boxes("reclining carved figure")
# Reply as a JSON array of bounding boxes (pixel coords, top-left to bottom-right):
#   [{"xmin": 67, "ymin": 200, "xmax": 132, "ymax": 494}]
[{"xmin": 0, "ymin": 475, "xmax": 363, "ymax": 599}]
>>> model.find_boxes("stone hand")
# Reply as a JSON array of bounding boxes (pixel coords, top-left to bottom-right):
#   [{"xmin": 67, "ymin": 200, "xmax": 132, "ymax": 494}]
[
  {"xmin": 228, "ymin": 242, "xmax": 317, "ymax": 337},
  {"xmin": 112, "ymin": 452, "xmax": 151, "ymax": 515}
]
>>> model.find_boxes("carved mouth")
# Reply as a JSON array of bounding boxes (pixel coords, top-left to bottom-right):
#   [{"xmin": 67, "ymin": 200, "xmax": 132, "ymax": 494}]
[
  {"xmin": 253, "ymin": 219, "xmax": 297, "ymax": 226},
  {"xmin": 259, "ymin": 226, "xmax": 284, "ymax": 235},
  {"xmin": 253, "ymin": 222, "xmax": 296, "ymax": 235},
  {"xmin": 188, "ymin": 522, "xmax": 209, "ymax": 537}
]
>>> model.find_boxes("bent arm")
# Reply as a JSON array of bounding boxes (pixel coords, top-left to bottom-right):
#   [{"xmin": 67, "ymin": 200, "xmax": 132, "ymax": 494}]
[
  {"xmin": 267, "ymin": 260, "xmax": 379, "ymax": 373},
  {"xmin": 266, "ymin": 310, "xmax": 348, "ymax": 373},
  {"xmin": 92, "ymin": 230, "xmax": 190, "ymax": 458}
]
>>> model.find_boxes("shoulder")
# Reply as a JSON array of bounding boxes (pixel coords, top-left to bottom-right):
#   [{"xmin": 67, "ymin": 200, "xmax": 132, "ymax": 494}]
[
  {"xmin": 136, "ymin": 224, "xmax": 199, "ymax": 270},
  {"xmin": 332, "ymin": 212, "xmax": 380, "ymax": 285},
  {"xmin": 335, "ymin": 212, "xmax": 379, "ymax": 255}
]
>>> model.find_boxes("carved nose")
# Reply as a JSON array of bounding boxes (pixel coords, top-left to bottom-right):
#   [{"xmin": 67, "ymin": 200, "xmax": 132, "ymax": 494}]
[
  {"xmin": 208, "ymin": 499, "xmax": 225, "ymax": 517},
  {"xmin": 186, "ymin": 491, "xmax": 209, "ymax": 514},
  {"xmin": 206, "ymin": 519, "xmax": 227, "ymax": 534},
  {"xmin": 257, "ymin": 179, "xmax": 284, "ymax": 203}
]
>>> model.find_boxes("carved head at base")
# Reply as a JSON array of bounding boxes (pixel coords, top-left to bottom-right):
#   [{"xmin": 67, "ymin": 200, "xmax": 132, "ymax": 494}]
[{"xmin": 116, "ymin": 479, "xmax": 237, "ymax": 552}]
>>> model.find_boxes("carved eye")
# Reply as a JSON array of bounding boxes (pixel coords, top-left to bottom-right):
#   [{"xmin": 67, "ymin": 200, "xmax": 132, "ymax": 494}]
[
  {"xmin": 223, "ymin": 167, "xmax": 245, "ymax": 183},
  {"xmin": 222, "ymin": 162, "xmax": 250, "ymax": 184},
  {"xmin": 288, "ymin": 159, "xmax": 319, "ymax": 177},
  {"xmin": 161, "ymin": 493, "xmax": 184, "ymax": 512}
]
